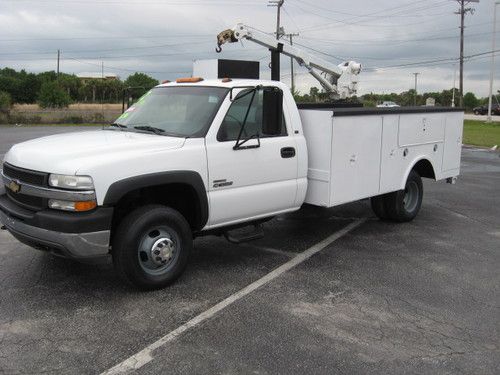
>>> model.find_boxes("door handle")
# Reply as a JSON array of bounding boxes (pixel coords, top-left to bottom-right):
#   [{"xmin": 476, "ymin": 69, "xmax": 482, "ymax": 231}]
[{"xmin": 281, "ymin": 147, "xmax": 296, "ymax": 158}]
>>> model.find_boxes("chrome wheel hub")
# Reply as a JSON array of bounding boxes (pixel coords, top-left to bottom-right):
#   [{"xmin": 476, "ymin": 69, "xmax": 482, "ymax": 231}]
[
  {"xmin": 137, "ymin": 226, "xmax": 180, "ymax": 275},
  {"xmin": 150, "ymin": 238, "xmax": 176, "ymax": 266},
  {"xmin": 403, "ymin": 181, "xmax": 419, "ymax": 212}
]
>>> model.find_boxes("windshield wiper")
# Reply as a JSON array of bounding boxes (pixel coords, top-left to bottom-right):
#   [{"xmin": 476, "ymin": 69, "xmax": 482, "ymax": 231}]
[
  {"xmin": 104, "ymin": 123, "xmax": 127, "ymax": 131},
  {"xmin": 133, "ymin": 125, "xmax": 166, "ymax": 135}
]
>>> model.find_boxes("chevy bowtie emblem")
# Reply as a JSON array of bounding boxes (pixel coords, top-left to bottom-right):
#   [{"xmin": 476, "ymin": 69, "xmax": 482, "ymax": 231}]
[{"xmin": 8, "ymin": 180, "xmax": 21, "ymax": 194}]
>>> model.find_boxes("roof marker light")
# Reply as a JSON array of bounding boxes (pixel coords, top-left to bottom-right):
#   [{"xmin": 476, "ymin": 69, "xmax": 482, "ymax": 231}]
[{"xmin": 176, "ymin": 77, "xmax": 204, "ymax": 83}]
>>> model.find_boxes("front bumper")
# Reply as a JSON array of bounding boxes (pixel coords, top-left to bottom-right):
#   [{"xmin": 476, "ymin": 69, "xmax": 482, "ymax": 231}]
[{"xmin": 0, "ymin": 192, "xmax": 112, "ymax": 261}]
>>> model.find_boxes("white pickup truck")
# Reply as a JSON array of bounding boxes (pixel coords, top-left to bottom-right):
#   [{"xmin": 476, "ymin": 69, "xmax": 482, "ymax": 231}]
[
  {"xmin": 0, "ymin": 22, "xmax": 464, "ymax": 289},
  {"xmin": 0, "ymin": 75, "xmax": 463, "ymax": 289}
]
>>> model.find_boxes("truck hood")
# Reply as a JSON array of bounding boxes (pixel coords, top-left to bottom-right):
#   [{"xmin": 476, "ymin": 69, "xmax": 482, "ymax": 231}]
[{"xmin": 4, "ymin": 130, "xmax": 186, "ymax": 175}]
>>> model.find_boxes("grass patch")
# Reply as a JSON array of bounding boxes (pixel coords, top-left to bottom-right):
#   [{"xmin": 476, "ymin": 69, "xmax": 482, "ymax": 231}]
[{"xmin": 463, "ymin": 120, "xmax": 500, "ymax": 148}]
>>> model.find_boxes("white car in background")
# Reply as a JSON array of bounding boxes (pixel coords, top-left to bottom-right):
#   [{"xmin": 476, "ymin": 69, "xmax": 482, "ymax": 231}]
[{"xmin": 377, "ymin": 101, "xmax": 400, "ymax": 108}]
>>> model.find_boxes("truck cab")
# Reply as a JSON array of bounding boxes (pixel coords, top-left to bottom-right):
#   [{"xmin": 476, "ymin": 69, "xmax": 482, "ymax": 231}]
[{"xmin": 0, "ymin": 78, "xmax": 308, "ymax": 289}]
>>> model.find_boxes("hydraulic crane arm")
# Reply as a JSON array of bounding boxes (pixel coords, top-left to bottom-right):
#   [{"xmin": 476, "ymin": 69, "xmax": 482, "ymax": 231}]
[{"xmin": 216, "ymin": 23, "xmax": 362, "ymax": 98}]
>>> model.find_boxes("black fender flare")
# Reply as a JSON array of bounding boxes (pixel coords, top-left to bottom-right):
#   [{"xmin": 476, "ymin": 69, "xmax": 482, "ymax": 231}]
[{"xmin": 103, "ymin": 171, "xmax": 208, "ymax": 230}]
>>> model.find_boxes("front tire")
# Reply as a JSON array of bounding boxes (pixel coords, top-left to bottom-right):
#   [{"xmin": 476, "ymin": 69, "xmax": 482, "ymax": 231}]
[{"xmin": 112, "ymin": 205, "xmax": 192, "ymax": 290}]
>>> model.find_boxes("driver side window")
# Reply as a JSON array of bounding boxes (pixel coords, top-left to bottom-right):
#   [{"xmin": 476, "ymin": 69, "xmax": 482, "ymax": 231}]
[{"xmin": 217, "ymin": 88, "xmax": 286, "ymax": 142}]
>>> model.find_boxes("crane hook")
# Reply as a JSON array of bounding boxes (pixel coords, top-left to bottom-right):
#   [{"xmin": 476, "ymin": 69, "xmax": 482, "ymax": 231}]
[{"xmin": 215, "ymin": 44, "xmax": 222, "ymax": 53}]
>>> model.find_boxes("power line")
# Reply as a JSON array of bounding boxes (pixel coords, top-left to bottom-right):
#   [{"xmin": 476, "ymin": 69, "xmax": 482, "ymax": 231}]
[
  {"xmin": 3, "ymin": 0, "xmax": 262, "ymax": 4},
  {"xmin": 364, "ymin": 48, "xmax": 500, "ymax": 71},
  {"xmin": 0, "ymin": 34, "xmax": 212, "ymax": 43},
  {"xmin": 0, "ymin": 40, "xmax": 213, "ymax": 56},
  {"xmin": 293, "ymin": 0, "xmax": 451, "ymax": 33}
]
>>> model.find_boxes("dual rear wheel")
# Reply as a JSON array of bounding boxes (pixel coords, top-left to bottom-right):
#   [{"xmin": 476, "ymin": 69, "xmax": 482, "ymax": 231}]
[{"xmin": 371, "ymin": 170, "xmax": 423, "ymax": 222}]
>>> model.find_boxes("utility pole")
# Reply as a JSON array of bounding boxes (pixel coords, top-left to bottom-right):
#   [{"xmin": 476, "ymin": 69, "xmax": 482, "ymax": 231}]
[
  {"xmin": 487, "ymin": 1, "xmax": 500, "ymax": 122},
  {"xmin": 413, "ymin": 72, "xmax": 420, "ymax": 106},
  {"xmin": 452, "ymin": 65, "xmax": 457, "ymax": 107},
  {"xmin": 57, "ymin": 49, "xmax": 60, "ymax": 77},
  {"xmin": 268, "ymin": 0, "xmax": 284, "ymax": 81},
  {"xmin": 454, "ymin": 0, "xmax": 479, "ymax": 107},
  {"xmin": 268, "ymin": 0, "xmax": 284, "ymax": 40},
  {"xmin": 285, "ymin": 32, "xmax": 299, "ymax": 93}
]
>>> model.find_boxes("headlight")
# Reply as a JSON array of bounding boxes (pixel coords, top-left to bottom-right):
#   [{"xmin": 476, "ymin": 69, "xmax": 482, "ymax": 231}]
[
  {"xmin": 48, "ymin": 199, "xmax": 97, "ymax": 212},
  {"xmin": 48, "ymin": 174, "xmax": 94, "ymax": 190}
]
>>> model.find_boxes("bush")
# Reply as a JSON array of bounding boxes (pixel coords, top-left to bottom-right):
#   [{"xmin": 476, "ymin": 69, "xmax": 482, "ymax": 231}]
[
  {"xmin": 92, "ymin": 112, "xmax": 105, "ymax": 123},
  {"xmin": 62, "ymin": 115, "xmax": 84, "ymax": 124},
  {"xmin": 38, "ymin": 81, "xmax": 71, "ymax": 109},
  {"xmin": 0, "ymin": 91, "xmax": 12, "ymax": 114},
  {"xmin": 6, "ymin": 114, "xmax": 41, "ymax": 124},
  {"xmin": 361, "ymin": 99, "xmax": 376, "ymax": 108}
]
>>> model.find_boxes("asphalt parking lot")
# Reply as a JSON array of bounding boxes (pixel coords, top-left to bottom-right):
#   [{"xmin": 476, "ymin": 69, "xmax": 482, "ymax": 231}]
[
  {"xmin": 464, "ymin": 113, "xmax": 500, "ymax": 122},
  {"xmin": 0, "ymin": 126, "xmax": 499, "ymax": 375}
]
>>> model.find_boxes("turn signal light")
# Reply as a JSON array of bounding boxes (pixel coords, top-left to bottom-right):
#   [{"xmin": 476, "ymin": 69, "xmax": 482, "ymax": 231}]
[
  {"xmin": 49, "ymin": 199, "xmax": 97, "ymax": 212},
  {"xmin": 74, "ymin": 201, "xmax": 97, "ymax": 212},
  {"xmin": 176, "ymin": 77, "xmax": 204, "ymax": 83}
]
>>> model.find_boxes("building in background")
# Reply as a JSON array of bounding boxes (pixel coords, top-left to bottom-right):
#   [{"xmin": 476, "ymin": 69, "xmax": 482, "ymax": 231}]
[{"xmin": 76, "ymin": 72, "xmax": 119, "ymax": 84}]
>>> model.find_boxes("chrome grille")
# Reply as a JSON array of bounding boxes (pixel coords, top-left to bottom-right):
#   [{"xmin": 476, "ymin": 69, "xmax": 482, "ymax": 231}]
[
  {"xmin": 2, "ymin": 163, "xmax": 49, "ymax": 211},
  {"xmin": 3, "ymin": 163, "xmax": 48, "ymax": 187}
]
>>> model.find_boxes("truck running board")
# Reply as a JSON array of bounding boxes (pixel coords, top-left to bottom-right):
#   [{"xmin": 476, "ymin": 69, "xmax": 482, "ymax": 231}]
[{"xmin": 224, "ymin": 224, "xmax": 264, "ymax": 244}]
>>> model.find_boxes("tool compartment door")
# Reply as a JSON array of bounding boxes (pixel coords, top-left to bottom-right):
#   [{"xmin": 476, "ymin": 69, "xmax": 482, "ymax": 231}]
[
  {"xmin": 330, "ymin": 116, "xmax": 383, "ymax": 206},
  {"xmin": 442, "ymin": 111, "xmax": 463, "ymax": 173}
]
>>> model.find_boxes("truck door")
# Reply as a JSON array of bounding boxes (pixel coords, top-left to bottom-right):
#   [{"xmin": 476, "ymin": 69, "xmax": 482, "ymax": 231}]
[{"xmin": 205, "ymin": 86, "xmax": 298, "ymax": 227}]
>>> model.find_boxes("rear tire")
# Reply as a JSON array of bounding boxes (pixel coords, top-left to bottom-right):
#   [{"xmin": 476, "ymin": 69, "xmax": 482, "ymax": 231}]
[
  {"xmin": 112, "ymin": 205, "xmax": 192, "ymax": 290},
  {"xmin": 384, "ymin": 170, "xmax": 423, "ymax": 222},
  {"xmin": 370, "ymin": 194, "xmax": 389, "ymax": 220}
]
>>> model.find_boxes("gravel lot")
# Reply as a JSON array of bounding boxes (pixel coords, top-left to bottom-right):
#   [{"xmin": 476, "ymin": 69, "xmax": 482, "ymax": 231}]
[{"xmin": 0, "ymin": 126, "xmax": 499, "ymax": 375}]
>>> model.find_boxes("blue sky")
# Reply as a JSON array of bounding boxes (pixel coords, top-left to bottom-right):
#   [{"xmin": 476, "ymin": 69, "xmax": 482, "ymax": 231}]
[{"xmin": 0, "ymin": 0, "xmax": 498, "ymax": 96}]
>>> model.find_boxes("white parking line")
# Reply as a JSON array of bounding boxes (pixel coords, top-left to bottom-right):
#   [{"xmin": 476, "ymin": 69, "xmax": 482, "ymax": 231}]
[{"xmin": 101, "ymin": 218, "xmax": 366, "ymax": 375}]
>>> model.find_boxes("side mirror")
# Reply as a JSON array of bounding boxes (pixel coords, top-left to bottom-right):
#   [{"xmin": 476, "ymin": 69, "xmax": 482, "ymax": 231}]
[{"xmin": 262, "ymin": 88, "xmax": 283, "ymax": 136}]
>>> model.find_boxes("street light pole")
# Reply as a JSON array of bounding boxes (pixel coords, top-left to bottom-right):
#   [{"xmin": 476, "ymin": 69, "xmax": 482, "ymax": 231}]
[
  {"xmin": 487, "ymin": 0, "xmax": 500, "ymax": 122},
  {"xmin": 285, "ymin": 32, "xmax": 299, "ymax": 93}
]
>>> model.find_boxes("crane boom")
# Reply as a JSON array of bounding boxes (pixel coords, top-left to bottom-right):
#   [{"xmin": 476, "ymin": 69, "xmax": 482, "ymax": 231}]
[{"xmin": 216, "ymin": 23, "xmax": 361, "ymax": 98}]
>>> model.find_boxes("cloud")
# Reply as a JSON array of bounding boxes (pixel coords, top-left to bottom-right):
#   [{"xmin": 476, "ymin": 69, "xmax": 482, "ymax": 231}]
[{"xmin": 0, "ymin": 0, "xmax": 498, "ymax": 96}]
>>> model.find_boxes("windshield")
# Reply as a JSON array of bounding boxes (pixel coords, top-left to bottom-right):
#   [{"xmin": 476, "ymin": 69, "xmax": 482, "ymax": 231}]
[{"xmin": 113, "ymin": 86, "xmax": 228, "ymax": 137}]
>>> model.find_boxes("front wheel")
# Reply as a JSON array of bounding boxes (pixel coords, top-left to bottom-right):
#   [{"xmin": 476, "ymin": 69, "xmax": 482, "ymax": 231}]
[{"xmin": 112, "ymin": 205, "xmax": 192, "ymax": 290}]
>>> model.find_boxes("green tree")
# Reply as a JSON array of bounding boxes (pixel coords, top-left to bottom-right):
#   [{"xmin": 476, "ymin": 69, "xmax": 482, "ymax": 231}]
[
  {"xmin": 0, "ymin": 91, "xmax": 12, "ymax": 114},
  {"xmin": 124, "ymin": 73, "xmax": 158, "ymax": 99},
  {"xmin": 38, "ymin": 81, "xmax": 71, "ymax": 108},
  {"xmin": 57, "ymin": 73, "xmax": 82, "ymax": 101},
  {"xmin": 463, "ymin": 92, "xmax": 479, "ymax": 110}
]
